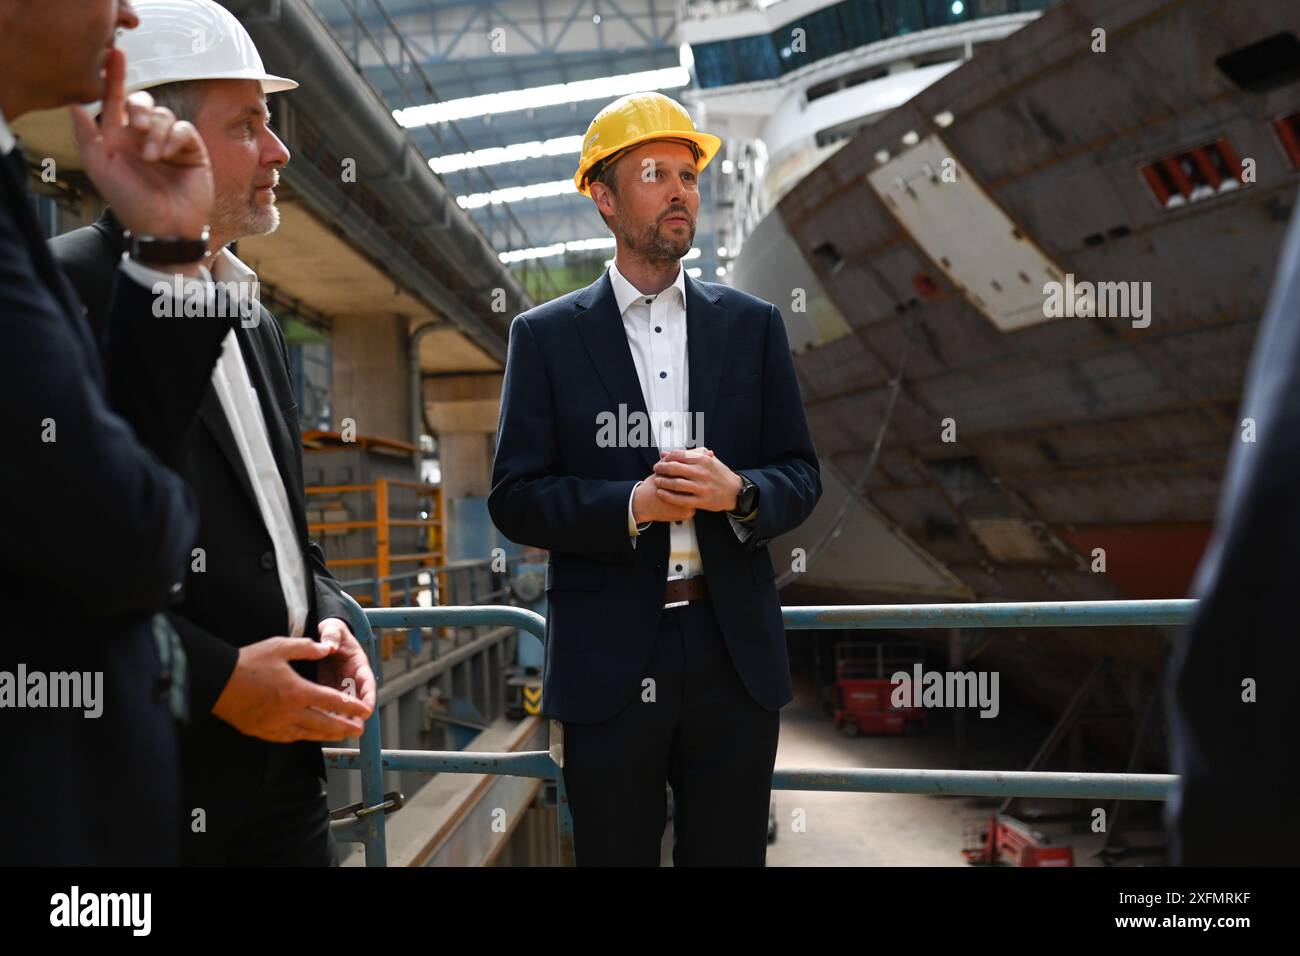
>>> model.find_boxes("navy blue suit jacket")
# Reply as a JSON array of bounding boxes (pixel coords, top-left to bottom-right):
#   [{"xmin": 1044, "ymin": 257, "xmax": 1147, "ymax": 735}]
[
  {"xmin": 488, "ymin": 270, "xmax": 822, "ymax": 724},
  {"xmin": 0, "ymin": 150, "xmax": 226, "ymax": 864},
  {"xmin": 1166, "ymin": 198, "xmax": 1300, "ymax": 865}
]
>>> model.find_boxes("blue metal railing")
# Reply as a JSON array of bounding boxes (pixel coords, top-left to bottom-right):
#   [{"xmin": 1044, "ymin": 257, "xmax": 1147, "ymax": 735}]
[{"xmin": 324, "ymin": 596, "xmax": 1194, "ymax": 866}]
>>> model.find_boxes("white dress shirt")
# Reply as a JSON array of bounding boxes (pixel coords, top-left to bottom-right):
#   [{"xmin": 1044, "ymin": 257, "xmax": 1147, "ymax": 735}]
[
  {"xmin": 607, "ymin": 259, "xmax": 756, "ymax": 586},
  {"xmin": 207, "ymin": 250, "xmax": 309, "ymax": 637}
]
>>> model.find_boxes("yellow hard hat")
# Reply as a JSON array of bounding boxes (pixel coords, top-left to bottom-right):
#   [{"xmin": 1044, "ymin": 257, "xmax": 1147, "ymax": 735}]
[{"xmin": 574, "ymin": 92, "xmax": 722, "ymax": 197}]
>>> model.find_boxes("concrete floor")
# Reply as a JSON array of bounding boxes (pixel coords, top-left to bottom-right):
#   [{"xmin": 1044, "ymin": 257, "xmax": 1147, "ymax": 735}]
[{"xmin": 661, "ymin": 673, "xmax": 1168, "ymax": 866}]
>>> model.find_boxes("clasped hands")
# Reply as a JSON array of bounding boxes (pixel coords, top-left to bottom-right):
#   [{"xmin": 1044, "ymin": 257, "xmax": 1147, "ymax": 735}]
[
  {"xmin": 211, "ymin": 617, "xmax": 377, "ymax": 744},
  {"xmin": 631, "ymin": 447, "xmax": 744, "ymax": 525}
]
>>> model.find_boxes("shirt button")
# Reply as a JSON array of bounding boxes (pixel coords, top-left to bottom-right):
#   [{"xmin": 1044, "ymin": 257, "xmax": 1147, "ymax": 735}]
[
  {"xmin": 645, "ymin": 297, "xmax": 652, "ymax": 304},
  {"xmin": 675, "ymin": 521, "xmax": 682, "ymax": 525},
  {"xmin": 655, "ymin": 326, "xmax": 662, "ymax": 333},
  {"xmin": 260, "ymin": 551, "xmax": 276, "ymax": 571},
  {"xmin": 675, "ymin": 564, "xmax": 683, "ymax": 572},
  {"xmin": 659, "ymin": 371, "xmax": 667, "ymax": 378}
]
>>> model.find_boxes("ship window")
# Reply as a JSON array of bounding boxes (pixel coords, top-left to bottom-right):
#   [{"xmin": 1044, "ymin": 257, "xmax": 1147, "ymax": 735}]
[
  {"xmin": 1216, "ymin": 33, "xmax": 1300, "ymax": 94},
  {"xmin": 812, "ymin": 241, "xmax": 843, "ymax": 272},
  {"xmin": 782, "ymin": 8, "xmax": 846, "ymax": 74},
  {"xmin": 840, "ymin": 0, "xmax": 883, "ymax": 49},
  {"xmin": 1273, "ymin": 111, "xmax": 1300, "ymax": 169},
  {"xmin": 692, "ymin": 40, "xmax": 738, "ymax": 89},
  {"xmin": 914, "ymin": 47, "xmax": 965, "ymax": 68},
  {"xmin": 923, "ymin": 0, "xmax": 973, "ymax": 26},
  {"xmin": 734, "ymin": 34, "xmax": 782, "ymax": 82},
  {"xmin": 878, "ymin": 0, "xmax": 924, "ymax": 36},
  {"xmin": 1140, "ymin": 139, "xmax": 1248, "ymax": 209},
  {"xmin": 816, "ymin": 116, "xmax": 874, "ymax": 146},
  {"xmin": 688, "ymin": 0, "xmax": 1065, "ymax": 89},
  {"xmin": 808, "ymin": 65, "xmax": 891, "ymax": 103},
  {"xmin": 808, "ymin": 78, "xmax": 839, "ymax": 101}
]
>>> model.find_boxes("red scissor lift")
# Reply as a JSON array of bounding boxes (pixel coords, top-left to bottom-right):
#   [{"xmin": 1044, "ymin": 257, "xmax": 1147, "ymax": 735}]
[
  {"xmin": 961, "ymin": 814, "xmax": 1075, "ymax": 867},
  {"xmin": 832, "ymin": 640, "xmax": 928, "ymax": 737}
]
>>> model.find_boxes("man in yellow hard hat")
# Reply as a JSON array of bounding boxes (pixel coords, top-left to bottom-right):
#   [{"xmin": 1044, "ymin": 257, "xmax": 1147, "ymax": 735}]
[{"xmin": 489, "ymin": 91, "xmax": 823, "ymax": 865}]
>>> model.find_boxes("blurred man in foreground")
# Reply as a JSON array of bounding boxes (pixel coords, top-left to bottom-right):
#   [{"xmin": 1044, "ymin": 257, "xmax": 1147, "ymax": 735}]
[{"xmin": 0, "ymin": 0, "xmax": 224, "ymax": 864}]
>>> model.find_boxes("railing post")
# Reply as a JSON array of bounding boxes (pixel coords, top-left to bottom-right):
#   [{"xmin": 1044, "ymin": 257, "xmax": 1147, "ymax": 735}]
[
  {"xmin": 376, "ymin": 478, "xmax": 391, "ymax": 607},
  {"xmin": 342, "ymin": 591, "xmax": 387, "ymax": 867},
  {"xmin": 949, "ymin": 628, "xmax": 966, "ymax": 770},
  {"xmin": 554, "ymin": 753, "xmax": 576, "ymax": 867}
]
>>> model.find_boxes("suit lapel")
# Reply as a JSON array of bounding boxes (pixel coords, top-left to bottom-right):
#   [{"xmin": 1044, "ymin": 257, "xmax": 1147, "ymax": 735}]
[
  {"xmin": 575, "ymin": 272, "xmax": 660, "ymax": 471},
  {"xmin": 239, "ymin": 313, "xmax": 310, "ymax": 540},
  {"xmin": 198, "ymin": 363, "xmax": 262, "ymax": 515},
  {"xmin": 199, "ymin": 312, "xmax": 305, "ymax": 530}
]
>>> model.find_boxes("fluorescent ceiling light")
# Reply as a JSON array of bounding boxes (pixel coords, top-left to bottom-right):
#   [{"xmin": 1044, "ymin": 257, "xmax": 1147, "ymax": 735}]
[
  {"xmin": 458, "ymin": 178, "xmax": 577, "ymax": 208},
  {"xmin": 498, "ymin": 237, "xmax": 616, "ymax": 264},
  {"xmin": 394, "ymin": 66, "xmax": 690, "ymax": 128},
  {"xmin": 430, "ymin": 135, "xmax": 583, "ymax": 174}
]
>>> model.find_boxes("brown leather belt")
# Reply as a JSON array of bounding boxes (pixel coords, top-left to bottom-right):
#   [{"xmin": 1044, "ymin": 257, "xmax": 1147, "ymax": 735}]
[{"xmin": 664, "ymin": 575, "xmax": 708, "ymax": 608}]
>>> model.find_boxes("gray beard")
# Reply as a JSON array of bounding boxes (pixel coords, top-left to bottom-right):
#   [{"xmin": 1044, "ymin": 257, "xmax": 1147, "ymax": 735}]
[{"xmin": 214, "ymin": 191, "xmax": 280, "ymax": 247}]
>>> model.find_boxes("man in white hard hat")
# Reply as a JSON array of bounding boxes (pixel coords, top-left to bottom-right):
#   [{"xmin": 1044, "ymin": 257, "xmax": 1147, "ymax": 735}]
[
  {"xmin": 0, "ymin": 0, "xmax": 231, "ymax": 864},
  {"xmin": 489, "ymin": 92, "xmax": 822, "ymax": 865},
  {"xmin": 51, "ymin": 0, "xmax": 375, "ymax": 866}
]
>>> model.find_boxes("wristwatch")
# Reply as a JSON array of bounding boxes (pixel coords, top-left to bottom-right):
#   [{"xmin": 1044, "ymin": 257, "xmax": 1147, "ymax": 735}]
[
  {"xmin": 730, "ymin": 473, "xmax": 758, "ymax": 518},
  {"xmin": 124, "ymin": 226, "xmax": 211, "ymax": 265}
]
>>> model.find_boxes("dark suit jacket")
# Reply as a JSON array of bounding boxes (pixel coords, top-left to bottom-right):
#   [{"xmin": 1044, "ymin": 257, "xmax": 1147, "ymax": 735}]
[
  {"xmin": 488, "ymin": 270, "xmax": 822, "ymax": 724},
  {"xmin": 1166, "ymin": 199, "xmax": 1300, "ymax": 865},
  {"xmin": 50, "ymin": 211, "xmax": 352, "ymax": 822},
  {"xmin": 0, "ymin": 151, "xmax": 227, "ymax": 865}
]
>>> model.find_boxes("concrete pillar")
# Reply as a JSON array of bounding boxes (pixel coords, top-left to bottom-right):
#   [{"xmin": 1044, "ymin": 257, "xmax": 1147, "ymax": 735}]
[
  {"xmin": 424, "ymin": 373, "xmax": 502, "ymax": 557},
  {"xmin": 331, "ymin": 314, "xmax": 412, "ymax": 442}
]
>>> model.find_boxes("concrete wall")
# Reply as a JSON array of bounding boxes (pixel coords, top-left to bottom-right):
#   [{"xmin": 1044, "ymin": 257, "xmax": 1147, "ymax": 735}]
[{"xmin": 331, "ymin": 314, "xmax": 412, "ymax": 442}]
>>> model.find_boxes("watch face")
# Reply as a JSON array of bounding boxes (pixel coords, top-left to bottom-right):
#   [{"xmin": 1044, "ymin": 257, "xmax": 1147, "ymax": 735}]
[{"xmin": 739, "ymin": 480, "xmax": 756, "ymax": 512}]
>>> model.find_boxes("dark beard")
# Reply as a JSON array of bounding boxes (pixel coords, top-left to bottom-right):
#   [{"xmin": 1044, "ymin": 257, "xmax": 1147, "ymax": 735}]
[{"xmin": 617, "ymin": 209, "xmax": 695, "ymax": 264}]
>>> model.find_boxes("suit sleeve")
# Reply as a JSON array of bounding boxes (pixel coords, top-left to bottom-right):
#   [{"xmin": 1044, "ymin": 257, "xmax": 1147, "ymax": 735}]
[
  {"xmin": 103, "ymin": 258, "xmax": 233, "ymax": 469},
  {"xmin": 310, "ymin": 540, "xmax": 352, "ymax": 624},
  {"xmin": 735, "ymin": 304, "xmax": 823, "ymax": 552},
  {"xmin": 1165, "ymin": 201, "xmax": 1300, "ymax": 864},
  {"xmin": 488, "ymin": 314, "xmax": 640, "ymax": 554},
  {"xmin": 49, "ymin": 226, "xmax": 233, "ymax": 470},
  {"xmin": 0, "ymin": 207, "xmax": 198, "ymax": 618},
  {"xmin": 167, "ymin": 612, "xmax": 240, "ymax": 719}
]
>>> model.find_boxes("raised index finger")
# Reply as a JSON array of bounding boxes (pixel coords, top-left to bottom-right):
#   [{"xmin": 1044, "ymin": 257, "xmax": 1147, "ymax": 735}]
[{"xmin": 100, "ymin": 47, "xmax": 128, "ymax": 129}]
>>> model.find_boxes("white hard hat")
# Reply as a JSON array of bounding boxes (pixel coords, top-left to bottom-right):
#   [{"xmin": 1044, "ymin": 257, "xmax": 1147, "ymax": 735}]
[{"xmin": 91, "ymin": 0, "xmax": 297, "ymax": 114}]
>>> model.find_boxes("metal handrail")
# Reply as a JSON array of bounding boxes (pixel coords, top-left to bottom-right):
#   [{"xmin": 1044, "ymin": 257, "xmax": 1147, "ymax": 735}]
[{"xmin": 325, "ymin": 596, "xmax": 1194, "ymax": 866}]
